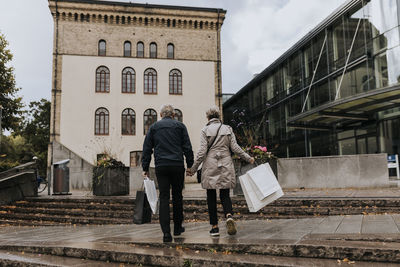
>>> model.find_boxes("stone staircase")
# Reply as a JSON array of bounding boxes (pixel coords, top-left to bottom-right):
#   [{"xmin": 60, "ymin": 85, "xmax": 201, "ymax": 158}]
[{"xmin": 2, "ymin": 196, "xmax": 400, "ymax": 226}]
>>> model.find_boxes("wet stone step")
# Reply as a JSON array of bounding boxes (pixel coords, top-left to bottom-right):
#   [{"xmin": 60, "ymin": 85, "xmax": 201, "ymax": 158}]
[
  {"xmin": 12, "ymin": 202, "xmax": 135, "ymax": 211},
  {"xmin": 0, "ymin": 250, "xmax": 139, "ymax": 267},
  {"xmin": 0, "ymin": 207, "xmax": 135, "ymax": 219},
  {"xmin": 0, "ymin": 213, "xmax": 136, "ymax": 225}
]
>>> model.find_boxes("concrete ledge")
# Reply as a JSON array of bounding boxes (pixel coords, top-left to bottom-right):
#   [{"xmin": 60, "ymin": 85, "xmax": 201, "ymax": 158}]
[
  {"xmin": 0, "ymin": 171, "xmax": 37, "ymax": 205},
  {"xmin": 277, "ymin": 154, "xmax": 389, "ymax": 189}
]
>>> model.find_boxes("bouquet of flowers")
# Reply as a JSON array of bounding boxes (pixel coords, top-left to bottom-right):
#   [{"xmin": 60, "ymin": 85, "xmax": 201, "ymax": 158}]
[{"xmin": 247, "ymin": 145, "xmax": 276, "ymax": 164}]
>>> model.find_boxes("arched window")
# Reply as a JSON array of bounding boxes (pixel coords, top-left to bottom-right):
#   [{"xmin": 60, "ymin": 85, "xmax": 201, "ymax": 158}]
[
  {"xmin": 124, "ymin": 41, "xmax": 131, "ymax": 57},
  {"xmin": 167, "ymin": 43, "xmax": 174, "ymax": 59},
  {"xmin": 137, "ymin": 42, "xmax": 144, "ymax": 57},
  {"xmin": 169, "ymin": 69, "xmax": 182, "ymax": 95},
  {"xmin": 95, "ymin": 108, "xmax": 109, "ymax": 135},
  {"xmin": 121, "ymin": 108, "xmax": 135, "ymax": 135},
  {"xmin": 98, "ymin": 40, "xmax": 106, "ymax": 56},
  {"xmin": 122, "ymin": 67, "xmax": 135, "ymax": 93},
  {"xmin": 143, "ymin": 109, "xmax": 157, "ymax": 135},
  {"xmin": 174, "ymin": 109, "xmax": 183, "ymax": 122},
  {"xmin": 96, "ymin": 66, "xmax": 110, "ymax": 92},
  {"xmin": 144, "ymin": 68, "xmax": 157, "ymax": 94},
  {"xmin": 150, "ymin": 42, "xmax": 157, "ymax": 58}
]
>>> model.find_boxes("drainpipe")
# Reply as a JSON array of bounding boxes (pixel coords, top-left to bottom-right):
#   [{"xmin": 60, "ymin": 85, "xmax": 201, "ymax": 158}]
[
  {"xmin": 50, "ymin": 0, "xmax": 59, "ymax": 195},
  {"xmin": 216, "ymin": 10, "xmax": 222, "ymax": 113}
]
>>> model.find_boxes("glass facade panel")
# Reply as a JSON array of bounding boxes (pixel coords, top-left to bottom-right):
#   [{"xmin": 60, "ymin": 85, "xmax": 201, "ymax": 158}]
[
  {"xmin": 286, "ymin": 53, "xmax": 302, "ymax": 93},
  {"xmin": 339, "ymin": 138, "xmax": 356, "ymax": 155},
  {"xmin": 223, "ymin": 0, "xmax": 400, "ymax": 159}
]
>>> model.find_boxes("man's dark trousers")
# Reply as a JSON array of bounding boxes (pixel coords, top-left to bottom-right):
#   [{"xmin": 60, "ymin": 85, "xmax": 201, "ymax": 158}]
[{"xmin": 155, "ymin": 166, "xmax": 185, "ymax": 234}]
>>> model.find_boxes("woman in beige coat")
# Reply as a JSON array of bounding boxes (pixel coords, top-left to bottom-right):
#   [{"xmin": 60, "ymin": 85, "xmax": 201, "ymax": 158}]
[{"xmin": 189, "ymin": 106, "xmax": 254, "ymax": 236}]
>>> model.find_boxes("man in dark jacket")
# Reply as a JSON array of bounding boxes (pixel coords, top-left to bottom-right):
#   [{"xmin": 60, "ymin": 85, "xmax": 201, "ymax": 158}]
[{"xmin": 142, "ymin": 104, "xmax": 194, "ymax": 243}]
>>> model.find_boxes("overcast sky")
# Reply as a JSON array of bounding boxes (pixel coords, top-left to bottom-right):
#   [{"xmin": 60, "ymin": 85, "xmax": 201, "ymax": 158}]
[{"xmin": 0, "ymin": 0, "xmax": 347, "ymax": 105}]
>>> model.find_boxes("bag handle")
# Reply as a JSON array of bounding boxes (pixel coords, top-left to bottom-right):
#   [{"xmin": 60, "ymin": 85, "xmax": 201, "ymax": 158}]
[{"xmin": 140, "ymin": 176, "xmax": 150, "ymax": 190}]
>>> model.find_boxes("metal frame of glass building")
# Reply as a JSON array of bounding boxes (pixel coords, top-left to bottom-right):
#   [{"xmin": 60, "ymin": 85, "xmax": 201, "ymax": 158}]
[{"xmin": 223, "ymin": 0, "xmax": 400, "ymax": 158}]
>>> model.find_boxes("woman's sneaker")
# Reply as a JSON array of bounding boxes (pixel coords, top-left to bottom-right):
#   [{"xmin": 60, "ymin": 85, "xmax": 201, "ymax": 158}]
[
  {"xmin": 226, "ymin": 216, "xmax": 237, "ymax": 235},
  {"xmin": 209, "ymin": 227, "xmax": 220, "ymax": 236}
]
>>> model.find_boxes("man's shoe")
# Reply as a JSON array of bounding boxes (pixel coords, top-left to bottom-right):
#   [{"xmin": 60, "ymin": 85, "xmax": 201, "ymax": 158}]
[
  {"xmin": 163, "ymin": 232, "xmax": 172, "ymax": 243},
  {"xmin": 174, "ymin": 226, "xmax": 185, "ymax": 236},
  {"xmin": 226, "ymin": 216, "xmax": 237, "ymax": 235},
  {"xmin": 209, "ymin": 227, "xmax": 219, "ymax": 236}
]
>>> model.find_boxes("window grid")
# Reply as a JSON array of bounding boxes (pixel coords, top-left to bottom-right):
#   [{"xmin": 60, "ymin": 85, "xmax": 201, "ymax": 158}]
[
  {"xmin": 122, "ymin": 67, "xmax": 135, "ymax": 93},
  {"xmin": 174, "ymin": 109, "xmax": 183, "ymax": 122},
  {"xmin": 169, "ymin": 69, "xmax": 182, "ymax": 94},
  {"xmin": 98, "ymin": 40, "xmax": 106, "ymax": 56},
  {"xmin": 150, "ymin": 42, "xmax": 157, "ymax": 58},
  {"xmin": 144, "ymin": 68, "xmax": 157, "ymax": 94},
  {"xmin": 95, "ymin": 108, "xmax": 109, "ymax": 135},
  {"xmin": 124, "ymin": 41, "xmax": 131, "ymax": 57},
  {"xmin": 96, "ymin": 66, "xmax": 110, "ymax": 93},
  {"xmin": 143, "ymin": 109, "xmax": 157, "ymax": 135},
  {"xmin": 137, "ymin": 42, "xmax": 144, "ymax": 57},
  {"xmin": 167, "ymin": 43, "xmax": 174, "ymax": 59},
  {"xmin": 121, "ymin": 108, "xmax": 136, "ymax": 135}
]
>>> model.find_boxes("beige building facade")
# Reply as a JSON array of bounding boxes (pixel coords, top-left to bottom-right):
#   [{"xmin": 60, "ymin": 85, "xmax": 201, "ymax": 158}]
[{"xmin": 48, "ymin": 0, "xmax": 225, "ymax": 189}]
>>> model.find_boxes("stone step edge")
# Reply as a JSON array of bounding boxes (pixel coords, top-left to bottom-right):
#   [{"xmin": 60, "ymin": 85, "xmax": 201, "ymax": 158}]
[
  {"xmin": 116, "ymin": 240, "xmax": 400, "ymax": 264},
  {"xmin": 25, "ymin": 197, "xmax": 400, "ymax": 205},
  {"xmin": 1, "ymin": 240, "xmax": 399, "ymax": 265},
  {"xmin": 0, "ymin": 213, "xmax": 136, "ymax": 224},
  {"xmin": 0, "ymin": 243, "xmax": 311, "ymax": 267},
  {"xmin": 0, "ymin": 250, "xmax": 134, "ymax": 267}
]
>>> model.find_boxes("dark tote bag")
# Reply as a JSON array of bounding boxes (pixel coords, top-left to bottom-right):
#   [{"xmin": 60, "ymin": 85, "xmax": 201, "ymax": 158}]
[{"xmin": 133, "ymin": 190, "xmax": 152, "ymax": 224}]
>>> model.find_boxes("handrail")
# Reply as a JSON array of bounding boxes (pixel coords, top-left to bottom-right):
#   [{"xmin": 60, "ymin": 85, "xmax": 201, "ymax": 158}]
[{"xmin": 0, "ymin": 161, "xmax": 36, "ymax": 179}]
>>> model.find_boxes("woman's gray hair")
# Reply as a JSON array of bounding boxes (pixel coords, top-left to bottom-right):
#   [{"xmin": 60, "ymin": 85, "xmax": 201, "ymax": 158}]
[
  {"xmin": 160, "ymin": 104, "xmax": 175, "ymax": 118},
  {"xmin": 206, "ymin": 106, "xmax": 220, "ymax": 120}
]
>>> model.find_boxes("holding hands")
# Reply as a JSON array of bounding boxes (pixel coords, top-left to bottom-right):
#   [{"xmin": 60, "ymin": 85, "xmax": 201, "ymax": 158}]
[
  {"xmin": 186, "ymin": 169, "xmax": 194, "ymax": 176},
  {"xmin": 249, "ymin": 157, "xmax": 255, "ymax": 165}
]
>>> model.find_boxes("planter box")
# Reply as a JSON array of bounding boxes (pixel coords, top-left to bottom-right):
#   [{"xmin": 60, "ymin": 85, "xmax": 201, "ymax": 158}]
[
  {"xmin": 93, "ymin": 167, "xmax": 129, "ymax": 196},
  {"xmin": 233, "ymin": 159, "xmax": 277, "ymax": 196}
]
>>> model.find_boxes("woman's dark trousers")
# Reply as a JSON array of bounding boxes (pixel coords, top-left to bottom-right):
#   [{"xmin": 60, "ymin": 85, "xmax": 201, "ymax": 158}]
[
  {"xmin": 207, "ymin": 188, "xmax": 233, "ymax": 225},
  {"xmin": 155, "ymin": 166, "xmax": 185, "ymax": 234}
]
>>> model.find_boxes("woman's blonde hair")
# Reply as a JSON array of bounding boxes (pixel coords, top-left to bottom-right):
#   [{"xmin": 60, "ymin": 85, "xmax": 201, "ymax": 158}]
[{"xmin": 206, "ymin": 106, "xmax": 220, "ymax": 120}]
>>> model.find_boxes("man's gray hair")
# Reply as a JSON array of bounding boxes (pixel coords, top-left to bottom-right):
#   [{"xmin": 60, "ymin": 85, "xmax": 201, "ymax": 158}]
[
  {"xmin": 160, "ymin": 104, "xmax": 175, "ymax": 118},
  {"xmin": 206, "ymin": 106, "xmax": 220, "ymax": 120}
]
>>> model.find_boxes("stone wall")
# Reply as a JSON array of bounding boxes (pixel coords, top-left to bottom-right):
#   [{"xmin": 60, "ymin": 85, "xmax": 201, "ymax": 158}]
[
  {"xmin": 277, "ymin": 154, "xmax": 389, "ymax": 189},
  {"xmin": 51, "ymin": 141, "xmax": 93, "ymax": 191}
]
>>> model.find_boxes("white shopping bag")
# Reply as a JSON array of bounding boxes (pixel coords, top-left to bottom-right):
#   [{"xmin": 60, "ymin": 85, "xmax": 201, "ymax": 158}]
[
  {"xmin": 239, "ymin": 172, "xmax": 284, "ymax": 213},
  {"xmin": 143, "ymin": 177, "xmax": 158, "ymax": 214},
  {"xmin": 247, "ymin": 163, "xmax": 281, "ymax": 200}
]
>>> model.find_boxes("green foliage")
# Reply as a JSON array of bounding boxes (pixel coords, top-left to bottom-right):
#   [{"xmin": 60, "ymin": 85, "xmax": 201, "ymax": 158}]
[
  {"xmin": 0, "ymin": 32, "xmax": 24, "ymax": 132},
  {"xmin": 0, "ymin": 33, "xmax": 49, "ymax": 176},
  {"xmin": 20, "ymin": 99, "xmax": 51, "ymax": 177},
  {"xmin": 0, "ymin": 135, "xmax": 30, "ymax": 172}
]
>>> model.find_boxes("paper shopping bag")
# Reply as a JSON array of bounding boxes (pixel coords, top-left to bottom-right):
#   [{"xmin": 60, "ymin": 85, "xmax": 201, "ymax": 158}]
[
  {"xmin": 239, "ymin": 173, "xmax": 284, "ymax": 212},
  {"xmin": 133, "ymin": 190, "xmax": 152, "ymax": 224},
  {"xmin": 247, "ymin": 163, "xmax": 281, "ymax": 200},
  {"xmin": 143, "ymin": 177, "xmax": 158, "ymax": 214}
]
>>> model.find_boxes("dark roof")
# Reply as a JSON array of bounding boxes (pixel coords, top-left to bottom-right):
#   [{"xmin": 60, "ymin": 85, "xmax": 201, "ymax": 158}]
[
  {"xmin": 50, "ymin": 0, "xmax": 226, "ymax": 14},
  {"xmin": 223, "ymin": 0, "xmax": 360, "ymax": 107}
]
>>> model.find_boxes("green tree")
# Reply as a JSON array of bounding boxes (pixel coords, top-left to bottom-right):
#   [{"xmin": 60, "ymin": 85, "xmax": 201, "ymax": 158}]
[
  {"xmin": 0, "ymin": 32, "xmax": 24, "ymax": 132},
  {"xmin": 0, "ymin": 135, "xmax": 28, "ymax": 172},
  {"xmin": 21, "ymin": 99, "xmax": 50, "ymax": 177}
]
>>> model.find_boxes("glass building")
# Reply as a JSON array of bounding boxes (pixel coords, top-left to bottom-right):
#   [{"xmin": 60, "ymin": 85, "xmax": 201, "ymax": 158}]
[{"xmin": 223, "ymin": 0, "xmax": 400, "ymax": 158}]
